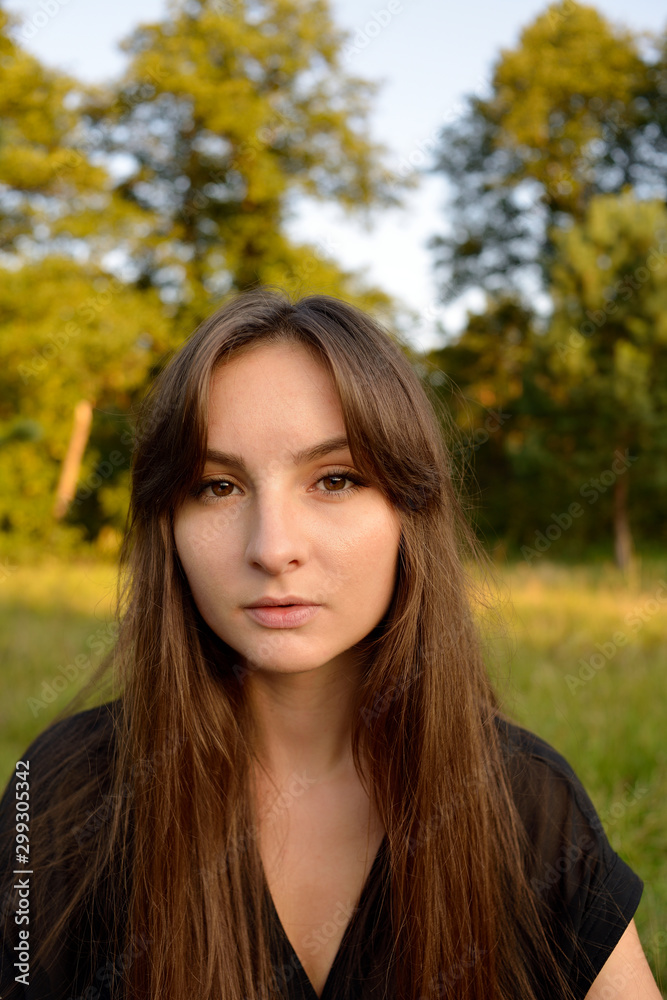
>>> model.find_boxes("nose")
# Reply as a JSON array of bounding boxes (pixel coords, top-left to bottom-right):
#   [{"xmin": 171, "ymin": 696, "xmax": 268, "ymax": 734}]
[{"xmin": 243, "ymin": 484, "xmax": 309, "ymax": 575}]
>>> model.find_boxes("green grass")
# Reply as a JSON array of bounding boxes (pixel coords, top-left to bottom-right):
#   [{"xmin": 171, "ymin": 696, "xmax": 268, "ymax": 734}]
[
  {"xmin": 1, "ymin": 556, "xmax": 665, "ymax": 993},
  {"xmin": 477, "ymin": 556, "xmax": 667, "ymax": 994},
  {"xmin": 0, "ymin": 558, "xmax": 118, "ymax": 766}
]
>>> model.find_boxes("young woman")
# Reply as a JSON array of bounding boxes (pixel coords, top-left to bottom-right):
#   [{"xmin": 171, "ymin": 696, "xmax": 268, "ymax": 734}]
[{"xmin": 0, "ymin": 288, "xmax": 660, "ymax": 1000}]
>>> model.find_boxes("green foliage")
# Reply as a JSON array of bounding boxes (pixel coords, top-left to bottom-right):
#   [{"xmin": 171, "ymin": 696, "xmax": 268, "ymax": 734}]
[
  {"xmin": 425, "ymin": 296, "xmax": 543, "ymax": 548},
  {"xmin": 0, "ymin": 0, "xmax": 407, "ymax": 555},
  {"xmin": 548, "ymin": 194, "xmax": 667, "ymax": 453},
  {"xmin": 0, "ymin": 257, "xmax": 172, "ymax": 550},
  {"xmin": 81, "ymin": 0, "xmax": 404, "ymax": 323},
  {"xmin": 429, "ymin": 1, "xmax": 667, "ymax": 304},
  {"xmin": 425, "ymin": 4, "xmax": 667, "ymax": 560}
]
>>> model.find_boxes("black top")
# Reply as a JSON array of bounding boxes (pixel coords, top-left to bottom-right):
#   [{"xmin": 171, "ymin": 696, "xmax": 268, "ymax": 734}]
[{"xmin": 0, "ymin": 703, "xmax": 644, "ymax": 1000}]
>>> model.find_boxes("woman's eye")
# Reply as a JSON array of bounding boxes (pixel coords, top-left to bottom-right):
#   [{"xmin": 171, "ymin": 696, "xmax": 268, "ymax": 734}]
[
  {"xmin": 192, "ymin": 470, "xmax": 364, "ymax": 504},
  {"xmin": 316, "ymin": 472, "xmax": 363, "ymax": 496},
  {"xmin": 193, "ymin": 479, "xmax": 238, "ymax": 502},
  {"xmin": 209, "ymin": 481, "xmax": 235, "ymax": 497}
]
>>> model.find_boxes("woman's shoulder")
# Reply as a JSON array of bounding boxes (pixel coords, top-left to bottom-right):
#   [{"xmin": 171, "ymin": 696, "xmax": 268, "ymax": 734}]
[
  {"xmin": 493, "ymin": 713, "xmax": 603, "ymax": 817},
  {"xmin": 23, "ymin": 698, "xmax": 120, "ymax": 752},
  {"xmin": 493, "ymin": 713, "xmax": 623, "ymax": 882},
  {"xmin": 18, "ymin": 699, "xmax": 118, "ymax": 758},
  {"xmin": 0, "ymin": 699, "xmax": 121, "ymax": 820},
  {"xmin": 493, "ymin": 714, "xmax": 644, "ymax": 998}
]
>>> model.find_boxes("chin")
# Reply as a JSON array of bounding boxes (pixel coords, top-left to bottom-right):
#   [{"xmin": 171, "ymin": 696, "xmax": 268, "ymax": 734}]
[{"xmin": 239, "ymin": 643, "xmax": 350, "ymax": 676}]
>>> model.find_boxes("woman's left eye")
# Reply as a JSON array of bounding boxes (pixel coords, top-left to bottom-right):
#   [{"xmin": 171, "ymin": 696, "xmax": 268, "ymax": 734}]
[{"xmin": 315, "ymin": 470, "xmax": 365, "ymax": 497}]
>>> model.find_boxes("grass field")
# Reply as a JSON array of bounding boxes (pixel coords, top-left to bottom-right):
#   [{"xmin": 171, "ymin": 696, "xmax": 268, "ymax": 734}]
[{"xmin": 1, "ymin": 555, "xmax": 665, "ymax": 993}]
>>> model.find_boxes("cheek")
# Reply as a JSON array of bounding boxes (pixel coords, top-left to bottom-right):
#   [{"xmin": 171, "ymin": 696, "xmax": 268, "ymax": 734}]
[
  {"xmin": 366, "ymin": 505, "xmax": 401, "ymax": 559},
  {"xmin": 173, "ymin": 513, "xmax": 225, "ymax": 600},
  {"xmin": 174, "ymin": 518, "xmax": 235, "ymax": 631},
  {"xmin": 346, "ymin": 508, "xmax": 401, "ymax": 594},
  {"xmin": 174, "ymin": 508, "xmax": 236, "ymax": 574}
]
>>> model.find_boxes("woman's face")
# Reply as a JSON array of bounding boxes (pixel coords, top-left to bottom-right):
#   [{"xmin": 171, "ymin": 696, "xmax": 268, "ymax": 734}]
[{"xmin": 173, "ymin": 340, "xmax": 402, "ymax": 679}]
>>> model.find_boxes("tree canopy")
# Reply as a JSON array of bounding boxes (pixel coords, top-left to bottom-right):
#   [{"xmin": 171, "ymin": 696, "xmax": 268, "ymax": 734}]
[
  {"xmin": 426, "ymin": 2, "xmax": 667, "ymax": 565},
  {"xmin": 0, "ymin": 0, "xmax": 407, "ymax": 555},
  {"xmin": 429, "ymin": 2, "xmax": 667, "ymax": 306}
]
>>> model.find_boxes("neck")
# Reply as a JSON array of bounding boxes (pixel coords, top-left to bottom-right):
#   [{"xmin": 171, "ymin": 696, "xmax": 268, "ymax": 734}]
[{"xmin": 243, "ymin": 653, "xmax": 365, "ymax": 784}]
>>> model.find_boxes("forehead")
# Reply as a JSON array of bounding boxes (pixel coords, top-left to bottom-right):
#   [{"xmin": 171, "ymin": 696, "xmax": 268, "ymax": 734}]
[{"xmin": 207, "ymin": 340, "xmax": 345, "ymax": 445}]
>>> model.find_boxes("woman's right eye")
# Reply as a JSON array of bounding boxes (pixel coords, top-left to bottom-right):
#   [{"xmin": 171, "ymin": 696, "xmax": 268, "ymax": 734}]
[{"xmin": 192, "ymin": 479, "xmax": 238, "ymax": 502}]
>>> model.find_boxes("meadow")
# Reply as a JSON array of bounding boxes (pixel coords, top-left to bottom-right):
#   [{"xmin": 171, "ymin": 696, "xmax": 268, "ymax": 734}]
[{"xmin": 1, "ymin": 555, "xmax": 665, "ymax": 993}]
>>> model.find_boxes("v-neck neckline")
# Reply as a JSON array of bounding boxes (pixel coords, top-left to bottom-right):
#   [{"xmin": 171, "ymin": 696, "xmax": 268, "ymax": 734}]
[{"xmin": 263, "ymin": 832, "xmax": 389, "ymax": 1000}]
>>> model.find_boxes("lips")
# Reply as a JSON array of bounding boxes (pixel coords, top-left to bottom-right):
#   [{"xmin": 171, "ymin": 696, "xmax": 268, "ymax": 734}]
[
  {"xmin": 244, "ymin": 604, "xmax": 322, "ymax": 628},
  {"xmin": 245, "ymin": 595, "xmax": 316, "ymax": 608}
]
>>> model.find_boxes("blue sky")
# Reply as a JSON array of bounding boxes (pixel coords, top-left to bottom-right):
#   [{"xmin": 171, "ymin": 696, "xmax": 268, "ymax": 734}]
[{"xmin": 5, "ymin": 0, "xmax": 666, "ymax": 349}]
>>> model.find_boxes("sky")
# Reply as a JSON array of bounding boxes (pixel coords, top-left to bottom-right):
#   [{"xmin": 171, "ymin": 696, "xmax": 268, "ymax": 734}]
[{"xmin": 4, "ymin": 0, "xmax": 666, "ymax": 351}]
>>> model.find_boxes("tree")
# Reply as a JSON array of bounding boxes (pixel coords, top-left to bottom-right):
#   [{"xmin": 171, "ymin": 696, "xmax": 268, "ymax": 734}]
[
  {"xmin": 0, "ymin": 7, "xmax": 169, "ymax": 554},
  {"xmin": 428, "ymin": 2, "xmax": 667, "ymax": 308},
  {"xmin": 424, "ymin": 3, "xmax": 667, "ymax": 564},
  {"xmin": 545, "ymin": 193, "xmax": 667, "ymax": 568},
  {"xmin": 0, "ymin": 257, "xmax": 171, "ymax": 552},
  {"xmin": 424, "ymin": 297, "xmax": 558, "ymax": 554},
  {"xmin": 0, "ymin": 6, "xmax": 153, "ymax": 267},
  {"xmin": 0, "ymin": 0, "xmax": 410, "ymax": 554},
  {"xmin": 81, "ymin": 0, "xmax": 406, "ymax": 328}
]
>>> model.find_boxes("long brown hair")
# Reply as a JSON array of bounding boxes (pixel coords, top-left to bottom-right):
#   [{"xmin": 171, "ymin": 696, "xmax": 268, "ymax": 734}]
[{"xmin": 1, "ymin": 287, "xmax": 573, "ymax": 999}]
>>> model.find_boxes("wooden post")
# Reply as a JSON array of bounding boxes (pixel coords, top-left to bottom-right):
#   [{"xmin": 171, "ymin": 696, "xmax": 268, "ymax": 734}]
[
  {"xmin": 53, "ymin": 400, "xmax": 94, "ymax": 519},
  {"xmin": 613, "ymin": 460, "xmax": 634, "ymax": 572}
]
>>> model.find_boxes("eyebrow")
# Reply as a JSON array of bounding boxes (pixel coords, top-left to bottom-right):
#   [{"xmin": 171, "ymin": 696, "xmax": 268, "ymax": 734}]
[{"xmin": 204, "ymin": 435, "xmax": 351, "ymax": 470}]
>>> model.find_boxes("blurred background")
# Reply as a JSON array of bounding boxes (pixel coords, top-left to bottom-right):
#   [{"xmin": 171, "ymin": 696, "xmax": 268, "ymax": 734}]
[{"xmin": 0, "ymin": 0, "xmax": 665, "ymax": 989}]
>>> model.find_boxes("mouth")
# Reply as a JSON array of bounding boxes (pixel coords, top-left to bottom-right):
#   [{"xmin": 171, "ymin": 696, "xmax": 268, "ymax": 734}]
[
  {"xmin": 243, "ymin": 603, "xmax": 322, "ymax": 629},
  {"xmin": 245, "ymin": 596, "xmax": 318, "ymax": 608}
]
